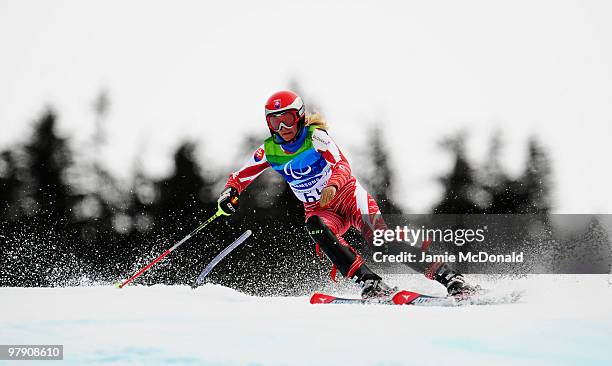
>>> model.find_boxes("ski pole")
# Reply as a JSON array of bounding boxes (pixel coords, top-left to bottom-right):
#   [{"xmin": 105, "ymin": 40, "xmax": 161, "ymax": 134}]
[
  {"xmin": 194, "ymin": 229, "xmax": 252, "ymax": 287},
  {"xmin": 116, "ymin": 207, "xmax": 228, "ymax": 288}
]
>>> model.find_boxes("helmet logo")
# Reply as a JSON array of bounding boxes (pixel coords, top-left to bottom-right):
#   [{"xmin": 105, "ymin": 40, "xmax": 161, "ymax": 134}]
[{"xmin": 274, "ymin": 99, "xmax": 282, "ymax": 109}]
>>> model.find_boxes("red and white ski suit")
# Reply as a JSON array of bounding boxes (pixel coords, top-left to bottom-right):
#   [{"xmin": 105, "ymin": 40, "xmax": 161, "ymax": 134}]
[{"xmin": 224, "ymin": 127, "xmax": 386, "ymax": 279}]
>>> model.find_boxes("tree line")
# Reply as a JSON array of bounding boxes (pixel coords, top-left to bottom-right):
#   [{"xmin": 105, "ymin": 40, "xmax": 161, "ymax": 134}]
[{"xmin": 0, "ymin": 106, "xmax": 553, "ymax": 293}]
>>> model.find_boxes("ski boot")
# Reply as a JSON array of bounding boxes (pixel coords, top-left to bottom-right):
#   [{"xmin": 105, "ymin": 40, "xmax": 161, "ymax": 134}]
[
  {"xmin": 432, "ymin": 263, "xmax": 480, "ymax": 299},
  {"xmin": 445, "ymin": 274, "xmax": 480, "ymax": 299},
  {"xmin": 360, "ymin": 274, "xmax": 398, "ymax": 299}
]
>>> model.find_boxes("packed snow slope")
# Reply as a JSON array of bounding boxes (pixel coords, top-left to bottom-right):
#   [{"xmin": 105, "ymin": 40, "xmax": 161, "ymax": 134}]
[{"xmin": 1, "ymin": 275, "xmax": 611, "ymax": 366}]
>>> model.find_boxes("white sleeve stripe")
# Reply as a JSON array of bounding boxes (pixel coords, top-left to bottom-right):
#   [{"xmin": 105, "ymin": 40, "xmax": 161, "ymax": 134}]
[
  {"xmin": 312, "ymin": 129, "xmax": 342, "ymax": 161},
  {"xmin": 238, "ymin": 173, "xmax": 262, "ymax": 182}
]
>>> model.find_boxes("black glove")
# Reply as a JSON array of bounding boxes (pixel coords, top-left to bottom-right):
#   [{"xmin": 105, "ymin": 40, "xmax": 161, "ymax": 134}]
[{"xmin": 217, "ymin": 186, "xmax": 239, "ymax": 216}]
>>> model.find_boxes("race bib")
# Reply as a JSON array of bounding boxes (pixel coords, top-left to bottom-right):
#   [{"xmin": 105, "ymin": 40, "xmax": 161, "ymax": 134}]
[{"xmin": 290, "ymin": 166, "xmax": 331, "ymax": 203}]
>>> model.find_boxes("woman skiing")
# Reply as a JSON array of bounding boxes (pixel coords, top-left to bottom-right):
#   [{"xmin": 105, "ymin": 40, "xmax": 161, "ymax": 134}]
[{"xmin": 217, "ymin": 90, "xmax": 474, "ymax": 298}]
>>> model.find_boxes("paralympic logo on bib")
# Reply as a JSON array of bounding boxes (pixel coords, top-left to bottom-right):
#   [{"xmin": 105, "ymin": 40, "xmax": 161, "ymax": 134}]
[{"xmin": 283, "ymin": 162, "xmax": 312, "ymax": 180}]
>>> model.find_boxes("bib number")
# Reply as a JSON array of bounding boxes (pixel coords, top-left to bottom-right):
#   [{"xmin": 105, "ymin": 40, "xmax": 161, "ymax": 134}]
[{"xmin": 302, "ymin": 187, "xmax": 323, "ymax": 203}]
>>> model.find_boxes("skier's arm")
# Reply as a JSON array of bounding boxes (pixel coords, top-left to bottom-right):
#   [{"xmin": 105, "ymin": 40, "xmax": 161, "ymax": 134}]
[
  {"xmin": 224, "ymin": 145, "xmax": 270, "ymax": 194},
  {"xmin": 312, "ymin": 129, "xmax": 352, "ymax": 190},
  {"xmin": 218, "ymin": 145, "xmax": 270, "ymax": 215}
]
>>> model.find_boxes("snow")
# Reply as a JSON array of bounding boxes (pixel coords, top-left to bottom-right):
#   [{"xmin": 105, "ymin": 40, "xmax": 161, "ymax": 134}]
[{"xmin": 1, "ymin": 275, "xmax": 611, "ymax": 365}]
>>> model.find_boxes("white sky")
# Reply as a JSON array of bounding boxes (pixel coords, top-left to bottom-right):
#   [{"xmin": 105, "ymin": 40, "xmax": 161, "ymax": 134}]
[{"xmin": 0, "ymin": 0, "xmax": 611, "ymax": 213}]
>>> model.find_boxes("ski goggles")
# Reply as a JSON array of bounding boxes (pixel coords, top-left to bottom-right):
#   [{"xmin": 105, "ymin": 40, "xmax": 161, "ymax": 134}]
[{"xmin": 266, "ymin": 110, "xmax": 300, "ymax": 132}]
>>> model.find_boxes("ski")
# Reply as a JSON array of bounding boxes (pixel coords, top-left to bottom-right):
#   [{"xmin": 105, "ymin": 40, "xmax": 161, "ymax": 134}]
[
  {"xmin": 310, "ymin": 289, "xmax": 523, "ymax": 306},
  {"xmin": 310, "ymin": 290, "xmax": 452, "ymax": 306}
]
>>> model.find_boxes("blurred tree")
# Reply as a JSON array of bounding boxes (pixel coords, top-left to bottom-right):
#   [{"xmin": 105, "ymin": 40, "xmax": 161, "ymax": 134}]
[
  {"xmin": 433, "ymin": 133, "xmax": 482, "ymax": 214},
  {"xmin": 0, "ymin": 150, "xmax": 20, "ymax": 220},
  {"xmin": 481, "ymin": 131, "xmax": 525, "ymax": 214},
  {"xmin": 93, "ymin": 90, "xmax": 110, "ymax": 180},
  {"xmin": 480, "ymin": 133, "xmax": 553, "ymax": 214},
  {"xmin": 481, "ymin": 131, "xmax": 505, "ymax": 189},
  {"xmin": 521, "ymin": 138, "xmax": 552, "ymax": 213},
  {"xmin": 153, "ymin": 142, "xmax": 215, "ymax": 220},
  {"xmin": 2, "ymin": 109, "xmax": 84, "ymax": 286},
  {"xmin": 22, "ymin": 110, "xmax": 74, "ymax": 221},
  {"xmin": 366, "ymin": 125, "xmax": 403, "ymax": 215}
]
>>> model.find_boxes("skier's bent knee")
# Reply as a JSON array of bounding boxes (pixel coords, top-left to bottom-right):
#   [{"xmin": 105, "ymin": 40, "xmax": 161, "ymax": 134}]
[{"xmin": 305, "ymin": 215, "xmax": 380, "ymax": 283}]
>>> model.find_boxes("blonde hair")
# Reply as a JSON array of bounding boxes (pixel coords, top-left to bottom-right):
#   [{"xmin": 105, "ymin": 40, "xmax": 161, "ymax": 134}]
[{"xmin": 305, "ymin": 113, "xmax": 329, "ymax": 130}]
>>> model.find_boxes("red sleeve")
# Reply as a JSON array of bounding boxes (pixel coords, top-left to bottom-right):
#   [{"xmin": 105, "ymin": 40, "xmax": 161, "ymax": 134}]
[
  {"xmin": 322, "ymin": 150, "xmax": 351, "ymax": 189},
  {"xmin": 225, "ymin": 145, "xmax": 270, "ymax": 194},
  {"xmin": 312, "ymin": 129, "xmax": 352, "ymax": 190}
]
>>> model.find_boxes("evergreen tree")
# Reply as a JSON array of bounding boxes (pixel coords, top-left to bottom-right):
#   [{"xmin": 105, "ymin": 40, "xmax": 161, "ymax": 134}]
[
  {"xmin": 4, "ymin": 109, "xmax": 83, "ymax": 286},
  {"xmin": 0, "ymin": 150, "xmax": 19, "ymax": 220},
  {"xmin": 480, "ymin": 133, "xmax": 553, "ymax": 214},
  {"xmin": 154, "ymin": 142, "xmax": 214, "ymax": 220},
  {"xmin": 22, "ymin": 110, "xmax": 74, "ymax": 221},
  {"xmin": 482, "ymin": 132, "xmax": 525, "ymax": 214},
  {"xmin": 521, "ymin": 138, "xmax": 552, "ymax": 213},
  {"xmin": 366, "ymin": 125, "xmax": 403, "ymax": 215},
  {"xmin": 433, "ymin": 134, "xmax": 482, "ymax": 214}
]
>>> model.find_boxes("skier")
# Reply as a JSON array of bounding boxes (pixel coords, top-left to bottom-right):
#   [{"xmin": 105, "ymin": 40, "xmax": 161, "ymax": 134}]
[{"xmin": 217, "ymin": 90, "xmax": 475, "ymax": 299}]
